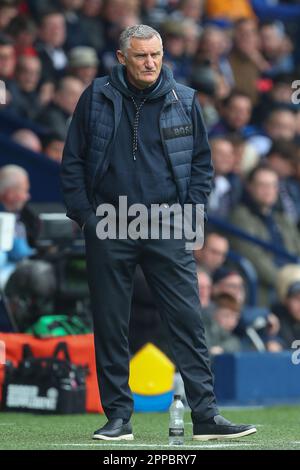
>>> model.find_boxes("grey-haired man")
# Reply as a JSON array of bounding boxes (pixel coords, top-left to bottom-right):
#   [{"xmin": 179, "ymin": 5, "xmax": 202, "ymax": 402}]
[{"xmin": 61, "ymin": 25, "xmax": 256, "ymax": 441}]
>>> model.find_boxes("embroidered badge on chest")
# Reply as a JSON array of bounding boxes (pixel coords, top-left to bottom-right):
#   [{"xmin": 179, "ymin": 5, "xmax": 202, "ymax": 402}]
[{"xmin": 163, "ymin": 125, "xmax": 193, "ymax": 140}]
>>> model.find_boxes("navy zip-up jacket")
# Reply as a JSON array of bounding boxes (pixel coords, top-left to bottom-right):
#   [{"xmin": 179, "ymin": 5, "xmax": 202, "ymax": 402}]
[{"xmin": 60, "ymin": 64, "xmax": 213, "ymax": 228}]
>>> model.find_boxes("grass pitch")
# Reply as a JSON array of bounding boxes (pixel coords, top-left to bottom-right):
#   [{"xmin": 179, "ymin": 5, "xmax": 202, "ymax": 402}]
[{"xmin": 0, "ymin": 405, "xmax": 299, "ymax": 450}]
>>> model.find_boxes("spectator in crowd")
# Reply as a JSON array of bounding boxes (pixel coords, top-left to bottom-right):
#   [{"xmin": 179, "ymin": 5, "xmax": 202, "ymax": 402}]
[
  {"xmin": 181, "ymin": 18, "xmax": 201, "ymax": 59},
  {"xmin": 0, "ymin": 33, "xmax": 15, "ymax": 79},
  {"xmin": 42, "ymin": 133, "xmax": 65, "ymax": 163},
  {"xmin": 227, "ymin": 133, "xmax": 260, "ymax": 176},
  {"xmin": 265, "ymin": 107, "xmax": 297, "ymax": 143},
  {"xmin": 5, "ymin": 14, "xmax": 38, "ymax": 57},
  {"xmin": 194, "ymin": 231, "xmax": 229, "ymax": 274},
  {"xmin": 68, "ymin": 46, "xmax": 99, "ymax": 86},
  {"xmin": 0, "ymin": 0, "xmax": 20, "ymax": 33},
  {"xmin": 140, "ymin": 0, "xmax": 167, "ymax": 29},
  {"xmin": 208, "ymin": 136, "xmax": 242, "ymax": 218},
  {"xmin": 78, "ymin": 0, "xmax": 105, "ymax": 51},
  {"xmin": 211, "ymin": 267, "xmax": 282, "ymax": 351},
  {"xmin": 36, "ymin": 10, "xmax": 68, "ymax": 82},
  {"xmin": 57, "ymin": 0, "xmax": 91, "ymax": 50},
  {"xmin": 160, "ymin": 20, "xmax": 191, "ymax": 84},
  {"xmin": 229, "ymin": 165, "xmax": 300, "ymax": 305},
  {"xmin": 190, "ymin": 61, "xmax": 219, "ymax": 131},
  {"xmin": 36, "ymin": 75, "xmax": 84, "ymax": 138},
  {"xmin": 259, "ymin": 21, "xmax": 294, "ymax": 78},
  {"xmin": 265, "ymin": 140, "xmax": 300, "ymax": 226},
  {"xmin": 203, "ymin": 293, "xmax": 242, "ymax": 355},
  {"xmin": 0, "ymin": 165, "xmax": 36, "ymax": 288},
  {"xmin": 212, "ymin": 268, "xmax": 246, "ymax": 305},
  {"xmin": 252, "ymin": 73, "xmax": 296, "ymax": 126},
  {"xmin": 5, "ymin": 16, "xmax": 37, "ymax": 57},
  {"xmin": 11, "ymin": 128, "xmax": 42, "ymax": 153},
  {"xmin": 195, "ymin": 25, "xmax": 234, "ymax": 90},
  {"xmin": 173, "ymin": 0, "xmax": 203, "ymax": 23},
  {"xmin": 12, "ymin": 55, "xmax": 42, "ymax": 119},
  {"xmin": 273, "ymin": 264, "xmax": 300, "ymax": 349},
  {"xmin": 229, "ymin": 18, "xmax": 269, "ymax": 104},
  {"xmin": 99, "ymin": 0, "xmax": 139, "ymax": 73},
  {"xmin": 250, "ymin": 105, "xmax": 298, "ymax": 156},
  {"xmin": 210, "ymin": 90, "xmax": 253, "ymax": 138}
]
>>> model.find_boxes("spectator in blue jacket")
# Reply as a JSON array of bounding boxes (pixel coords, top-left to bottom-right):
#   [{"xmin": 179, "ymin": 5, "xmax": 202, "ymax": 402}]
[{"xmin": 0, "ymin": 165, "xmax": 35, "ymax": 288}]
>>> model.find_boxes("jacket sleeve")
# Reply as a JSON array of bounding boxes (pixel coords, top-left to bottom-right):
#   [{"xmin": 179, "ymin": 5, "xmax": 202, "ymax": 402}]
[
  {"xmin": 186, "ymin": 95, "xmax": 214, "ymax": 221},
  {"xmin": 60, "ymin": 85, "xmax": 94, "ymax": 228}
]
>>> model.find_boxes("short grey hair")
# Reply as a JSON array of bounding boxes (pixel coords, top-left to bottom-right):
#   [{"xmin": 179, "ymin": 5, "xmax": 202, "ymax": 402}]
[
  {"xmin": 119, "ymin": 24, "xmax": 163, "ymax": 55},
  {"xmin": 0, "ymin": 165, "xmax": 28, "ymax": 195}
]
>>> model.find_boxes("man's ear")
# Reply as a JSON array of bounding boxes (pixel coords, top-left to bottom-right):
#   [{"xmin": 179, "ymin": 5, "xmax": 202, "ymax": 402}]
[{"xmin": 116, "ymin": 50, "xmax": 126, "ymax": 65}]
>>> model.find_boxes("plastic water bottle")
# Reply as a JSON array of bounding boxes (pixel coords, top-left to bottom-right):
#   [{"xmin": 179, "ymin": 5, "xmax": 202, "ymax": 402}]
[{"xmin": 169, "ymin": 394, "xmax": 184, "ymax": 445}]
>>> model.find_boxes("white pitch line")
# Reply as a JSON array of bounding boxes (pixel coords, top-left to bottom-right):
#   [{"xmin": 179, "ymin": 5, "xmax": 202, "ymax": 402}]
[
  {"xmin": 51, "ymin": 442, "xmax": 255, "ymax": 449},
  {"xmin": 184, "ymin": 423, "xmax": 259, "ymax": 427}
]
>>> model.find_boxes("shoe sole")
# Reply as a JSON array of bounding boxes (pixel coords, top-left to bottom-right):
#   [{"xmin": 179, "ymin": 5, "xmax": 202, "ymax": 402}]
[
  {"xmin": 93, "ymin": 434, "xmax": 134, "ymax": 441},
  {"xmin": 193, "ymin": 427, "xmax": 257, "ymax": 441}
]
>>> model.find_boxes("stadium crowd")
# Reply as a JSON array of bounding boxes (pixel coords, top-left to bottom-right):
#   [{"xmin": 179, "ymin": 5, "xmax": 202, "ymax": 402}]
[{"xmin": 1, "ymin": 0, "xmax": 300, "ymax": 356}]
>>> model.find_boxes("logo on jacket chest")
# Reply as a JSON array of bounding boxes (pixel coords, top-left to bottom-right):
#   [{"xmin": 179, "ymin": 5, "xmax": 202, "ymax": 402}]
[{"xmin": 162, "ymin": 125, "xmax": 193, "ymax": 140}]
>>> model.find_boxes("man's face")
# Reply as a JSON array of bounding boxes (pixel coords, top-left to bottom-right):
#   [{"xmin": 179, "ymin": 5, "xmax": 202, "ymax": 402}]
[
  {"xmin": 214, "ymin": 307, "xmax": 240, "ymax": 332},
  {"xmin": 266, "ymin": 111, "xmax": 296, "ymax": 141},
  {"xmin": 286, "ymin": 294, "xmax": 300, "ymax": 322},
  {"xmin": 0, "ymin": 45, "xmax": 16, "ymax": 79},
  {"xmin": 73, "ymin": 65, "xmax": 98, "ymax": 86},
  {"xmin": 235, "ymin": 19, "xmax": 259, "ymax": 52},
  {"xmin": 268, "ymin": 153, "xmax": 294, "ymax": 178},
  {"xmin": 2, "ymin": 175, "xmax": 30, "ymax": 212},
  {"xmin": 248, "ymin": 170, "xmax": 279, "ymax": 209},
  {"xmin": 199, "ymin": 234, "xmax": 229, "ymax": 273},
  {"xmin": 213, "ymin": 274, "xmax": 246, "ymax": 305},
  {"xmin": 0, "ymin": 6, "xmax": 18, "ymax": 29},
  {"xmin": 55, "ymin": 78, "xmax": 85, "ymax": 115},
  {"xmin": 211, "ymin": 139, "xmax": 235, "ymax": 175},
  {"xmin": 39, "ymin": 14, "xmax": 66, "ymax": 48},
  {"xmin": 117, "ymin": 36, "xmax": 163, "ymax": 89},
  {"xmin": 16, "ymin": 58, "xmax": 41, "ymax": 92},
  {"xmin": 260, "ymin": 25, "xmax": 282, "ymax": 59},
  {"xmin": 164, "ymin": 35, "xmax": 185, "ymax": 58},
  {"xmin": 224, "ymin": 96, "xmax": 252, "ymax": 130}
]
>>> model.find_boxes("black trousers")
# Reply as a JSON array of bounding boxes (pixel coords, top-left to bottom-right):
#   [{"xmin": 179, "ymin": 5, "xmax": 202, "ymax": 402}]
[{"xmin": 84, "ymin": 215, "xmax": 218, "ymax": 423}]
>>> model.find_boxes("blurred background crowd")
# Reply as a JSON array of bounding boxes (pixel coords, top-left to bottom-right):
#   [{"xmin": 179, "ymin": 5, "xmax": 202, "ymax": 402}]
[{"xmin": 1, "ymin": 0, "xmax": 300, "ymax": 359}]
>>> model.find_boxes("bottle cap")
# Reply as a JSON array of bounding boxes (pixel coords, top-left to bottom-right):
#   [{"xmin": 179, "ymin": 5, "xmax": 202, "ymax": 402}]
[{"xmin": 174, "ymin": 394, "xmax": 181, "ymax": 400}]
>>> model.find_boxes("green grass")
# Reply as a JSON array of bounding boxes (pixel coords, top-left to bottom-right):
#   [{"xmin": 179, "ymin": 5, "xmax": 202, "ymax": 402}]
[{"xmin": 0, "ymin": 406, "xmax": 300, "ymax": 450}]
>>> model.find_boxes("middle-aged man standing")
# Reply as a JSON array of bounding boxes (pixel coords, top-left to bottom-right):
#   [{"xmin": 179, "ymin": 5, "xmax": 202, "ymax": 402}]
[{"xmin": 61, "ymin": 25, "xmax": 256, "ymax": 441}]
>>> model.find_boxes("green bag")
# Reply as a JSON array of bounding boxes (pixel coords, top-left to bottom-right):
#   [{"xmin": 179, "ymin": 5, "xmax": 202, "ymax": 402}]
[{"xmin": 26, "ymin": 315, "xmax": 91, "ymax": 338}]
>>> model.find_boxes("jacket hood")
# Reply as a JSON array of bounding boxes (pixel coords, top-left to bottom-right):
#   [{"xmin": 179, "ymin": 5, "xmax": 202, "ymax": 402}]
[{"xmin": 109, "ymin": 63, "xmax": 176, "ymax": 100}]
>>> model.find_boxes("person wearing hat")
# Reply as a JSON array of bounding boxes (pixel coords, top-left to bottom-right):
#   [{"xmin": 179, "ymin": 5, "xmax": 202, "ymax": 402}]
[{"xmin": 68, "ymin": 46, "xmax": 99, "ymax": 86}]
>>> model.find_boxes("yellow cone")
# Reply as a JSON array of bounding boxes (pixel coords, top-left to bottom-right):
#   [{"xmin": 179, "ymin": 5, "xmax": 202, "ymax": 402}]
[{"xmin": 129, "ymin": 343, "xmax": 175, "ymax": 395}]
